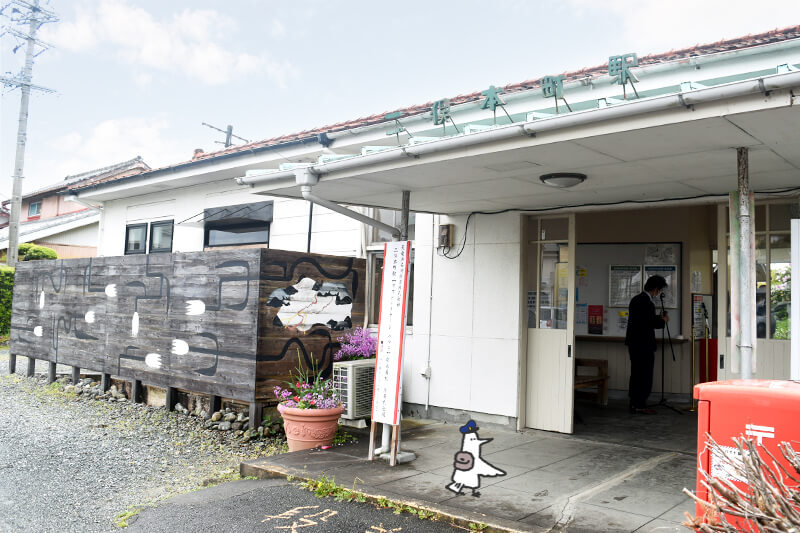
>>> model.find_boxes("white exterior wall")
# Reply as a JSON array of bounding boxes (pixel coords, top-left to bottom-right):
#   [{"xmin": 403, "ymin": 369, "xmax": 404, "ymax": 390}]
[
  {"xmin": 98, "ymin": 181, "xmax": 362, "ymax": 257},
  {"xmin": 43, "ymin": 222, "xmax": 99, "ymax": 246},
  {"xmin": 404, "ymin": 212, "xmax": 521, "ymax": 419}
]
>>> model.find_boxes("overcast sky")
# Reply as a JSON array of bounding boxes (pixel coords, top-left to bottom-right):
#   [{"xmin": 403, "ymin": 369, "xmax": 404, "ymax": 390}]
[{"xmin": 2, "ymin": 0, "xmax": 799, "ymax": 195}]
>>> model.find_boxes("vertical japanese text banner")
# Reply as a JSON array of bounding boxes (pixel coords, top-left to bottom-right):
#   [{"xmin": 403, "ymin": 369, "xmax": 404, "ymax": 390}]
[{"xmin": 371, "ymin": 241, "xmax": 411, "ymax": 426}]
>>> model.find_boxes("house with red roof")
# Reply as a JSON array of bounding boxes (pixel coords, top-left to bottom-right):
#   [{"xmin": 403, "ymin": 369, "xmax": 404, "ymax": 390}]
[
  {"xmin": 69, "ymin": 27, "xmax": 800, "ymax": 433},
  {"xmin": 1, "ymin": 157, "xmax": 149, "ymax": 259}
]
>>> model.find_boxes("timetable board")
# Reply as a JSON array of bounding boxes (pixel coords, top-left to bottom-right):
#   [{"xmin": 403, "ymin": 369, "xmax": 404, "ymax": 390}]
[{"xmin": 575, "ymin": 243, "xmax": 682, "ymax": 338}]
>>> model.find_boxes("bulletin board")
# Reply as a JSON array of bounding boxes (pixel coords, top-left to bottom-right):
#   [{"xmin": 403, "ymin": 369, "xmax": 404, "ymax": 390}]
[{"xmin": 575, "ymin": 243, "xmax": 682, "ymax": 338}]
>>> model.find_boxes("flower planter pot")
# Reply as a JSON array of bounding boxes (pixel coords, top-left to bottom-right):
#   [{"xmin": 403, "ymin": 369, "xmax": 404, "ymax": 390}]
[{"xmin": 278, "ymin": 404, "xmax": 344, "ymax": 452}]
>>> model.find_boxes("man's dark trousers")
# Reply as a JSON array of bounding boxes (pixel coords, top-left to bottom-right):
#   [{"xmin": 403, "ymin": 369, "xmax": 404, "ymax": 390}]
[{"xmin": 628, "ymin": 348, "xmax": 655, "ymax": 409}]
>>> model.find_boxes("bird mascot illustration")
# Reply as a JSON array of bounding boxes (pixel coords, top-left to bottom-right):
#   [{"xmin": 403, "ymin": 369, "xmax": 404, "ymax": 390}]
[{"xmin": 446, "ymin": 420, "xmax": 506, "ymax": 497}]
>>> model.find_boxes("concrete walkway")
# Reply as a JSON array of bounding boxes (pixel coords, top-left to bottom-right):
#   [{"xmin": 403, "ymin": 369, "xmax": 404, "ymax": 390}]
[{"xmin": 242, "ymin": 400, "xmax": 699, "ymax": 532}]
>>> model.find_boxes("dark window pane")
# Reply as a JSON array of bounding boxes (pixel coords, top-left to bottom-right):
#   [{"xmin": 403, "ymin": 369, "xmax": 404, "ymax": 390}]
[
  {"xmin": 28, "ymin": 202, "xmax": 41, "ymax": 216},
  {"xmin": 369, "ymin": 255, "xmax": 413, "ymax": 326},
  {"xmin": 755, "ymin": 204, "xmax": 766, "ymax": 231},
  {"xmin": 207, "ymin": 224, "xmax": 269, "ymax": 246},
  {"xmin": 769, "ymin": 203, "xmax": 795, "ymax": 231},
  {"xmin": 125, "ymin": 225, "xmax": 146, "ymax": 254},
  {"xmin": 150, "ymin": 222, "xmax": 173, "ymax": 252},
  {"xmin": 756, "ymin": 235, "xmax": 767, "ymax": 338}
]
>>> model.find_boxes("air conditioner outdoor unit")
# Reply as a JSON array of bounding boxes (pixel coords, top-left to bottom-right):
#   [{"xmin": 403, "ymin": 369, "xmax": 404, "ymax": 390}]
[{"xmin": 332, "ymin": 359, "xmax": 375, "ymax": 420}]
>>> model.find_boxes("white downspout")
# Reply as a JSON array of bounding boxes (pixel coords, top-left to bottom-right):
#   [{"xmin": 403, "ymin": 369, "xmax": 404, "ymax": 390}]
[
  {"xmin": 65, "ymin": 195, "xmax": 105, "ymax": 256},
  {"xmin": 299, "ymin": 184, "xmax": 400, "ymax": 238}
]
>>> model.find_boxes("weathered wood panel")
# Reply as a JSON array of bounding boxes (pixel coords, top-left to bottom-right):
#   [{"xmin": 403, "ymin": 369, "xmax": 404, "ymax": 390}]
[
  {"xmin": 10, "ymin": 248, "xmax": 366, "ymax": 405},
  {"xmin": 256, "ymin": 249, "xmax": 365, "ymax": 401},
  {"xmin": 10, "ymin": 250, "xmax": 261, "ymax": 401}
]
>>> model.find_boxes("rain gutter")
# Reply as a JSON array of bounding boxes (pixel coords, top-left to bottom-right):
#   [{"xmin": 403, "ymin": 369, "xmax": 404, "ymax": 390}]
[{"xmin": 236, "ymin": 70, "xmax": 800, "ymax": 189}]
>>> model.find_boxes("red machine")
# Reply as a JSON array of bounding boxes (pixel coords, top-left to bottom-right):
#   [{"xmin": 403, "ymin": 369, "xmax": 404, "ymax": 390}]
[
  {"xmin": 698, "ymin": 338, "xmax": 718, "ymax": 383},
  {"xmin": 695, "ymin": 380, "xmax": 800, "ymax": 527}
]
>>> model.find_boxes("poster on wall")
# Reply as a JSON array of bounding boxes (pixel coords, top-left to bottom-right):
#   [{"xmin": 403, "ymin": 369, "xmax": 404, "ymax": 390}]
[
  {"xmin": 644, "ymin": 244, "xmax": 678, "ymax": 265},
  {"xmin": 372, "ymin": 241, "xmax": 411, "ymax": 426},
  {"xmin": 588, "ymin": 305, "xmax": 604, "ymax": 334},
  {"xmin": 644, "ymin": 265, "xmax": 678, "ymax": 308},
  {"xmin": 608, "ymin": 265, "xmax": 642, "ymax": 307}
]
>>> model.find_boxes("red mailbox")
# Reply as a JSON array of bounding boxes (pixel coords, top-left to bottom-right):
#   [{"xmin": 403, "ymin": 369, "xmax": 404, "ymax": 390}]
[{"xmin": 695, "ymin": 380, "xmax": 800, "ymax": 526}]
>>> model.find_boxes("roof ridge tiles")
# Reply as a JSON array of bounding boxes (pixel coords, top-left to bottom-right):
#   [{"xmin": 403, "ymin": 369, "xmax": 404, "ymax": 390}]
[{"xmin": 71, "ymin": 24, "xmax": 800, "ymax": 190}]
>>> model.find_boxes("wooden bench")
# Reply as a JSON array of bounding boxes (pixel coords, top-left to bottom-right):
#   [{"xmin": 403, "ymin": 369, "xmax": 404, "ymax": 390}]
[{"xmin": 574, "ymin": 358, "xmax": 609, "ymax": 406}]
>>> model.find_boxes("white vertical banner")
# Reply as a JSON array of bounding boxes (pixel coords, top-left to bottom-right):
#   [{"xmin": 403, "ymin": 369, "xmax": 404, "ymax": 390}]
[{"xmin": 371, "ymin": 241, "xmax": 411, "ymax": 425}]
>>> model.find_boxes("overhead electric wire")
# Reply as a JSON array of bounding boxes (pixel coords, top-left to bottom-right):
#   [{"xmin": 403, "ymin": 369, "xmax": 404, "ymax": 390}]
[{"xmin": 438, "ymin": 185, "xmax": 800, "ymax": 260}]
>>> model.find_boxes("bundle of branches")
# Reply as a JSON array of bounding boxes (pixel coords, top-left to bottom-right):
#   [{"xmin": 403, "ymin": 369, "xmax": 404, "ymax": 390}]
[{"xmin": 683, "ymin": 435, "xmax": 800, "ymax": 532}]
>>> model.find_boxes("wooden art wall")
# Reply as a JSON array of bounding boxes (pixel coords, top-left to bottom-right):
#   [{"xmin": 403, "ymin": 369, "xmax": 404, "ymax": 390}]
[{"xmin": 10, "ymin": 249, "xmax": 365, "ymax": 404}]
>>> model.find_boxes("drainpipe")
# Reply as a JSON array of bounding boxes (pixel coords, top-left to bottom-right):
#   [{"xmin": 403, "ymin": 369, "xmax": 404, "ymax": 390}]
[
  {"xmin": 296, "ymin": 168, "xmax": 400, "ymax": 238},
  {"xmin": 737, "ymin": 148, "xmax": 753, "ymax": 379}
]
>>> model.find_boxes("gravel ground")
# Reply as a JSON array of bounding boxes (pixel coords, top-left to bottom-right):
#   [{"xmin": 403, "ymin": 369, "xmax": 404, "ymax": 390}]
[{"xmin": 0, "ymin": 350, "xmax": 285, "ymax": 533}]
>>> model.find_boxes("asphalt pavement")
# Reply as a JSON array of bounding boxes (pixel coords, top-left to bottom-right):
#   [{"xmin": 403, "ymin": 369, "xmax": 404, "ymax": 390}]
[{"xmin": 127, "ymin": 478, "xmax": 465, "ymax": 532}]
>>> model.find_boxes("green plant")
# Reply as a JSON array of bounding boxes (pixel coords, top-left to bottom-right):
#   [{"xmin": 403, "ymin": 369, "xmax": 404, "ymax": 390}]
[
  {"xmin": 17, "ymin": 243, "xmax": 34, "ymax": 257},
  {"xmin": 114, "ymin": 506, "xmax": 144, "ymax": 528},
  {"xmin": 332, "ymin": 428, "xmax": 357, "ymax": 445},
  {"xmin": 333, "ymin": 327, "xmax": 376, "ymax": 361},
  {"xmin": 273, "ymin": 350, "xmax": 342, "ymax": 409},
  {"xmin": 21, "ymin": 244, "xmax": 57, "ymax": 261},
  {"xmin": 260, "ymin": 414, "xmax": 284, "ymax": 437},
  {"xmin": 0, "ymin": 265, "xmax": 13, "ymax": 336},
  {"xmin": 469, "ymin": 522, "xmax": 488, "ymax": 531}
]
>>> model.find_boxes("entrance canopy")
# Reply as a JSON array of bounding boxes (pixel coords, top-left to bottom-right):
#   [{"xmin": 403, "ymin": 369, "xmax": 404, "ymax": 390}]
[{"xmin": 242, "ymin": 74, "xmax": 800, "ymax": 215}]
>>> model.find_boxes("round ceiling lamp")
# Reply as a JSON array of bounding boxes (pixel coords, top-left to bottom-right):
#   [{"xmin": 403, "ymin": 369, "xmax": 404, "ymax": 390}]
[{"xmin": 539, "ymin": 172, "xmax": 587, "ymax": 188}]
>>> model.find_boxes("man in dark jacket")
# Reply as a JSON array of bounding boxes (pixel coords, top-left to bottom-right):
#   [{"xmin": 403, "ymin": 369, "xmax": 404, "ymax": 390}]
[{"xmin": 625, "ymin": 275, "xmax": 669, "ymax": 414}]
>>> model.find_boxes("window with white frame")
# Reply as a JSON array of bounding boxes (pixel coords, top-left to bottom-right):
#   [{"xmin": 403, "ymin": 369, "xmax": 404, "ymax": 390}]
[
  {"xmin": 726, "ymin": 201, "xmax": 797, "ymax": 340},
  {"xmin": 28, "ymin": 201, "xmax": 42, "ymax": 217}
]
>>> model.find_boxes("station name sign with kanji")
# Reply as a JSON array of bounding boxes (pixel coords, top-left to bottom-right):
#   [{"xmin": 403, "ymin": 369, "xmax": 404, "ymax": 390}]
[{"xmin": 371, "ymin": 241, "xmax": 411, "ymax": 426}]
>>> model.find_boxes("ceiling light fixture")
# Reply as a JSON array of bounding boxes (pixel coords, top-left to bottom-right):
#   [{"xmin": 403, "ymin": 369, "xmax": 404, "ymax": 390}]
[{"xmin": 539, "ymin": 172, "xmax": 587, "ymax": 188}]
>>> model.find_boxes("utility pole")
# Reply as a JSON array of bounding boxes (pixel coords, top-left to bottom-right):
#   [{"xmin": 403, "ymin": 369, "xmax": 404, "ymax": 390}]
[{"xmin": 1, "ymin": 0, "xmax": 58, "ymax": 265}]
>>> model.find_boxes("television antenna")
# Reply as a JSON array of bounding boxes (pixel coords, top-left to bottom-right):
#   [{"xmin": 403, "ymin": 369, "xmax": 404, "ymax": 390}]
[{"xmin": 201, "ymin": 122, "xmax": 251, "ymax": 148}]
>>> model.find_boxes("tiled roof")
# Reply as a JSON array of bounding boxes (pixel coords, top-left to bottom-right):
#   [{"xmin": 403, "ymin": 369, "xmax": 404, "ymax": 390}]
[
  {"xmin": 189, "ymin": 24, "xmax": 800, "ymax": 161},
  {"xmin": 21, "ymin": 157, "xmax": 150, "ymax": 199},
  {"xmin": 75, "ymin": 24, "xmax": 800, "ymax": 191},
  {"xmin": 0, "ymin": 208, "xmax": 98, "ymax": 247}
]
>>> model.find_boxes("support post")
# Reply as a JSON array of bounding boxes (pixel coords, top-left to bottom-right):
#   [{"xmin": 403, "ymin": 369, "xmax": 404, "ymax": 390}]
[
  {"xmin": 8, "ymin": 354, "xmax": 16, "ymax": 374},
  {"xmin": 210, "ymin": 395, "xmax": 221, "ymax": 417},
  {"xmin": 165, "ymin": 387, "xmax": 177, "ymax": 411},
  {"xmin": 390, "ymin": 425, "xmax": 399, "ymax": 467},
  {"xmin": 249, "ymin": 401, "xmax": 263, "ymax": 428},
  {"xmin": 48, "ymin": 362, "xmax": 56, "ymax": 384},
  {"xmin": 100, "ymin": 373, "xmax": 111, "ymax": 392},
  {"xmin": 367, "ymin": 421, "xmax": 377, "ymax": 461},
  {"xmin": 737, "ymin": 147, "xmax": 753, "ymax": 379},
  {"xmin": 71, "ymin": 366, "xmax": 80, "ymax": 385},
  {"xmin": 131, "ymin": 380, "xmax": 142, "ymax": 403},
  {"xmin": 27, "ymin": 357, "xmax": 36, "ymax": 377}
]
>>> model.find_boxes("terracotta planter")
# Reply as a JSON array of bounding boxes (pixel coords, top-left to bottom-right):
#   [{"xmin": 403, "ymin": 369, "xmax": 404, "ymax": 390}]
[{"xmin": 278, "ymin": 404, "xmax": 344, "ymax": 452}]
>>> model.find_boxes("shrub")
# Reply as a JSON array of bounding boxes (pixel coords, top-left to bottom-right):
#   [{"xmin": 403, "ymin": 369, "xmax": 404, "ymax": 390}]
[
  {"xmin": 0, "ymin": 265, "xmax": 14, "ymax": 336},
  {"xmin": 333, "ymin": 327, "xmax": 376, "ymax": 361},
  {"xmin": 18, "ymin": 243, "xmax": 35, "ymax": 257},
  {"xmin": 21, "ymin": 244, "xmax": 57, "ymax": 261}
]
